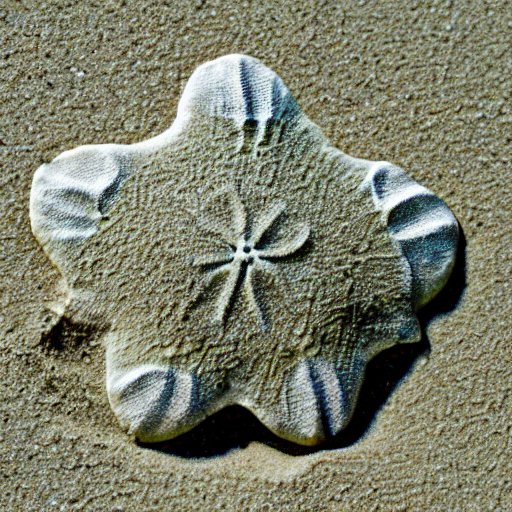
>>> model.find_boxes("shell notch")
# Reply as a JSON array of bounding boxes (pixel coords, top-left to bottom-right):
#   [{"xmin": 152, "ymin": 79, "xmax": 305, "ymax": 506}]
[{"xmin": 30, "ymin": 54, "xmax": 458, "ymax": 446}]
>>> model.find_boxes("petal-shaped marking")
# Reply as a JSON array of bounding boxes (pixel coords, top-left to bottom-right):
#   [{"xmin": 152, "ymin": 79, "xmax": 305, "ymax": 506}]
[
  {"xmin": 106, "ymin": 365, "xmax": 197, "ymax": 442},
  {"xmin": 214, "ymin": 260, "xmax": 242, "ymax": 324},
  {"xmin": 185, "ymin": 262, "xmax": 232, "ymax": 318},
  {"xmin": 251, "ymin": 200, "xmax": 286, "ymax": 245},
  {"xmin": 199, "ymin": 188, "xmax": 247, "ymax": 246},
  {"xmin": 192, "ymin": 251, "xmax": 234, "ymax": 267},
  {"xmin": 258, "ymin": 224, "xmax": 310, "ymax": 259},
  {"xmin": 363, "ymin": 162, "xmax": 458, "ymax": 308},
  {"xmin": 244, "ymin": 263, "xmax": 266, "ymax": 329}
]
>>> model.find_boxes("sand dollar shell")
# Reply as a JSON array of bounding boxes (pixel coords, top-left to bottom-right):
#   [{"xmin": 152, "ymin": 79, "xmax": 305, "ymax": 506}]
[{"xmin": 30, "ymin": 54, "xmax": 458, "ymax": 445}]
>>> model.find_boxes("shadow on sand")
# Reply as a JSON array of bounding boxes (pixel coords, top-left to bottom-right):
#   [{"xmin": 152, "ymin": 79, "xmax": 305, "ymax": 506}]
[{"xmin": 140, "ymin": 229, "xmax": 467, "ymax": 459}]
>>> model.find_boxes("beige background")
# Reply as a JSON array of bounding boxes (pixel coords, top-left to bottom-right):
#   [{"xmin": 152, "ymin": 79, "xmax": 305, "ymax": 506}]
[{"xmin": 1, "ymin": 1, "xmax": 510, "ymax": 510}]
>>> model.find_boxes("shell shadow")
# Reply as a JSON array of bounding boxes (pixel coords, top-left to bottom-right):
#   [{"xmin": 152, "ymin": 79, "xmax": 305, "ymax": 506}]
[{"xmin": 139, "ymin": 227, "xmax": 467, "ymax": 459}]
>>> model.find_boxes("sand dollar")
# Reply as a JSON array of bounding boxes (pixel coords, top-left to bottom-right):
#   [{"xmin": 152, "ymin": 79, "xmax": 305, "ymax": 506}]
[{"xmin": 30, "ymin": 54, "xmax": 458, "ymax": 445}]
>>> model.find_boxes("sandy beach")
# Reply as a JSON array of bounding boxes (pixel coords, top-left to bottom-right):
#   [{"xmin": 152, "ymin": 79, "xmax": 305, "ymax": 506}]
[{"xmin": 1, "ymin": 1, "xmax": 511, "ymax": 510}]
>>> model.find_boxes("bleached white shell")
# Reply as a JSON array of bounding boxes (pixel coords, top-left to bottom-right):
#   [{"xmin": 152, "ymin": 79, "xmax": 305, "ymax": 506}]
[
  {"xmin": 30, "ymin": 145, "xmax": 129, "ymax": 264},
  {"xmin": 363, "ymin": 162, "xmax": 459, "ymax": 308},
  {"xmin": 30, "ymin": 54, "xmax": 458, "ymax": 446},
  {"xmin": 177, "ymin": 54, "xmax": 298, "ymax": 127},
  {"xmin": 107, "ymin": 364, "xmax": 197, "ymax": 442},
  {"xmin": 279, "ymin": 359, "xmax": 349, "ymax": 444}
]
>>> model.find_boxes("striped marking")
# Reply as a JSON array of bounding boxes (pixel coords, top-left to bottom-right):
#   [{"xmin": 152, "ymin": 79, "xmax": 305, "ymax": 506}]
[
  {"xmin": 364, "ymin": 162, "xmax": 458, "ymax": 308},
  {"xmin": 107, "ymin": 365, "xmax": 196, "ymax": 442},
  {"xmin": 282, "ymin": 360, "xmax": 349, "ymax": 444}
]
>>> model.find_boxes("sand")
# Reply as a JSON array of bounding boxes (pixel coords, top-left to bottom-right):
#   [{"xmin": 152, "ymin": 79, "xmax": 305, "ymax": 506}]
[{"xmin": 1, "ymin": 1, "xmax": 511, "ymax": 510}]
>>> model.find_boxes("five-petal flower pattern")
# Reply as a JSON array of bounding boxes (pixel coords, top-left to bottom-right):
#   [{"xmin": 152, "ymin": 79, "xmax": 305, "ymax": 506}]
[
  {"xmin": 30, "ymin": 54, "xmax": 458, "ymax": 445},
  {"xmin": 191, "ymin": 190, "xmax": 309, "ymax": 328}
]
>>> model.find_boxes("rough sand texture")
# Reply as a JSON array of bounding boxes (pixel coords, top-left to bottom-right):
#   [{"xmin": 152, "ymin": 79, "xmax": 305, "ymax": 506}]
[{"xmin": 1, "ymin": 1, "xmax": 511, "ymax": 510}]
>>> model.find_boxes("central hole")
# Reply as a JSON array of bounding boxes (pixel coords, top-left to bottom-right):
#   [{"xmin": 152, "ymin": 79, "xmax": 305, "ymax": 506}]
[{"xmin": 243, "ymin": 245, "xmax": 251, "ymax": 253}]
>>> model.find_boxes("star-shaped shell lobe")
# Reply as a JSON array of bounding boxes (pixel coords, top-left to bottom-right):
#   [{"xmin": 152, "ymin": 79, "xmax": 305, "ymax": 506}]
[{"xmin": 30, "ymin": 54, "xmax": 458, "ymax": 445}]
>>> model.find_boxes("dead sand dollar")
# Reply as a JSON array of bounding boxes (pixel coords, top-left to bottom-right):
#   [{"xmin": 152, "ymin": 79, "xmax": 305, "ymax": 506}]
[{"xmin": 30, "ymin": 54, "xmax": 459, "ymax": 445}]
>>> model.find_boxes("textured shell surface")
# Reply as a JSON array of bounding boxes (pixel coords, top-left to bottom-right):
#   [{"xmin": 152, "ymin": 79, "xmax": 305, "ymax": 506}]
[{"xmin": 30, "ymin": 54, "xmax": 459, "ymax": 446}]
